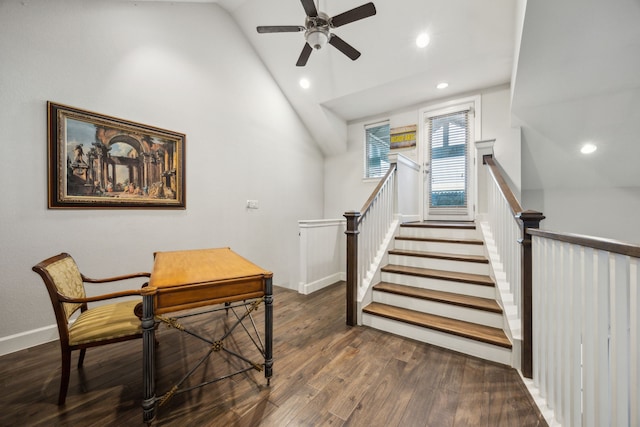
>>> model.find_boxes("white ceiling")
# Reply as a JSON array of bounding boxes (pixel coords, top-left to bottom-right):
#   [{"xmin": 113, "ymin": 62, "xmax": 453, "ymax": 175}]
[
  {"xmin": 145, "ymin": 0, "xmax": 640, "ymax": 190},
  {"xmin": 215, "ymin": 0, "xmax": 517, "ymax": 155},
  {"xmin": 512, "ymin": 0, "xmax": 640, "ymax": 189}
]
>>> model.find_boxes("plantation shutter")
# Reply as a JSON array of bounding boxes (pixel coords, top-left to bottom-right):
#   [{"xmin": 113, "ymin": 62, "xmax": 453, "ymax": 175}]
[
  {"xmin": 364, "ymin": 122, "xmax": 390, "ymax": 179},
  {"xmin": 427, "ymin": 110, "xmax": 469, "ymax": 211}
]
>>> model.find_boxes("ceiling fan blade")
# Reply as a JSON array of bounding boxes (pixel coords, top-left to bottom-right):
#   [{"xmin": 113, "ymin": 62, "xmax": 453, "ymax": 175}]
[
  {"xmin": 257, "ymin": 25, "xmax": 306, "ymax": 34},
  {"xmin": 331, "ymin": 2, "xmax": 376, "ymax": 28},
  {"xmin": 328, "ymin": 34, "xmax": 361, "ymax": 60},
  {"xmin": 296, "ymin": 43, "xmax": 313, "ymax": 66},
  {"xmin": 300, "ymin": 0, "xmax": 318, "ymax": 17}
]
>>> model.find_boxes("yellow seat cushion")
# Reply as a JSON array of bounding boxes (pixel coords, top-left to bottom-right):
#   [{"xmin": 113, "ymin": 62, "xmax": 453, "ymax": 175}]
[{"xmin": 68, "ymin": 300, "xmax": 142, "ymax": 346}]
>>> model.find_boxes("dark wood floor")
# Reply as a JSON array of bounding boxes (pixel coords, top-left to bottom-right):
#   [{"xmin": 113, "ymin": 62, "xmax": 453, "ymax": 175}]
[{"xmin": 0, "ymin": 282, "xmax": 547, "ymax": 426}]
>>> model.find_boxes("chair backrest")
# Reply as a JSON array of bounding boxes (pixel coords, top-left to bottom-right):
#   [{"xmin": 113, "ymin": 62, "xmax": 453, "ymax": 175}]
[{"xmin": 32, "ymin": 253, "xmax": 86, "ymax": 333}]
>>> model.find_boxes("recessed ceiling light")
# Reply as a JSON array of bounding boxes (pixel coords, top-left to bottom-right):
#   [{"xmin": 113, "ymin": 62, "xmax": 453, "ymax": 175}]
[
  {"xmin": 580, "ymin": 143, "xmax": 597, "ymax": 154},
  {"xmin": 436, "ymin": 82, "xmax": 449, "ymax": 89},
  {"xmin": 416, "ymin": 33, "xmax": 430, "ymax": 48},
  {"xmin": 299, "ymin": 78, "xmax": 310, "ymax": 89}
]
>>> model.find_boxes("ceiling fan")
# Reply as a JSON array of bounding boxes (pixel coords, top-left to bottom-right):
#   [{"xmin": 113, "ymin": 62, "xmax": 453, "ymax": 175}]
[{"xmin": 256, "ymin": 0, "xmax": 377, "ymax": 67}]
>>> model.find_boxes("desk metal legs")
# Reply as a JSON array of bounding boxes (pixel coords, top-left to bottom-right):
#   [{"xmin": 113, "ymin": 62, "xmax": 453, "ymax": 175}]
[
  {"xmin": 264, "ymin": 276, "xmax": 273, "ymax": 384},
  {"xmin": 141, "ymin": 289, "xmax": 156, "ymax": 425},
  {"xmin": 141, "ymin": 281, "xmax": 273, "ymax": 424}
]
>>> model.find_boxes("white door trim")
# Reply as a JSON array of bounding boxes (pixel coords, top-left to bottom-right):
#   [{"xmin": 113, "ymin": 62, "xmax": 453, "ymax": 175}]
[{"xmin": 418, "ymin": 95, "xmax": 481, "ymax": 221}]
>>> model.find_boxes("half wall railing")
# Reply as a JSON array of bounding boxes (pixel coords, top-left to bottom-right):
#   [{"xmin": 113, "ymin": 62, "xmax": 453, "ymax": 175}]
[
  {"xmin": 530, "ymin": 229, "xmax": 640, "ymax": 427},
  {"xmin": 481, "ymin": 151, "xmax": 640, "ymax": 425}
]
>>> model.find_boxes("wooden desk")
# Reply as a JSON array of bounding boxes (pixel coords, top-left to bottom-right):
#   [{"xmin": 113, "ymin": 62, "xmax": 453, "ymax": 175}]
[{"xmin": 141, "ymin": 248, "xmax": 273, "ymax": 424}]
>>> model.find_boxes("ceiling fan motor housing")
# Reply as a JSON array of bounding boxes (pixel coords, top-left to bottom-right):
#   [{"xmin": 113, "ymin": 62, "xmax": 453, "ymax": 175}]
[
  {"xmin": 256, "ymin": 2, "xmax": 376, "ymax": 66},
  {"xmin": 305, "ymin": 12, "xmax": 330, "ymax": 50}
]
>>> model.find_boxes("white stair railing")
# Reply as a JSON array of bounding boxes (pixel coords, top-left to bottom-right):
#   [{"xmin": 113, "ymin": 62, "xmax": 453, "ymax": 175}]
[
  {"xmin": 486, "ymin": 160, "xmax": 523, "ymax": 318},
  {"xmin": 344, "ymin": 153, "xmax": 420, "ymax": 326},
  {"xmin": 480, "ymin": 154, "xmax": 544, "ymax": 377},
  {"xmin": 530, "ymin": 229, "xmax": 640, "ymax": 427},
  {"xmin": 345, "ymin": 164, "xmax": 396, "ymax": 326}
]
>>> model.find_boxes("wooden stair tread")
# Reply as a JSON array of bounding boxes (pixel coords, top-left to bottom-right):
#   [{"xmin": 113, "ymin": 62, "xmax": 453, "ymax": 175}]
[
  {"xmin": 381, "ymin": 264, "xmax": 494, "ymax": 287},
  {"xmin": 363, "ymin": 302, "xmax": 511, "ymax": 349},
  {"xmin": 396, "ymin": 236, "xmax": 484, "ymax": 245},
  {"xmin": 388, "ymin": 249, "xmax": 488, "ymax": 264},
  {"xmin": 374, "ymin": 282, "xmax": 502, "ymax": 314},
  {"xmin": 401, "ymin": 221, "xmax": 476, "ymax": 230}
]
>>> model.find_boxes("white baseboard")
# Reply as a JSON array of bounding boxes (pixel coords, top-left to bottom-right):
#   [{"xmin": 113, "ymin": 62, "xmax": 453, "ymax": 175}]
[
  {"xmin": 0, "ymin": 324, "xmax": 59, "ymax": 356},
  {"xmin": 299, "ymin": 272, "xmax": 345, "ymax": 295},
  {"xmin": 520, "ymin": 375, "xmax": 561, "ymax": 426}
]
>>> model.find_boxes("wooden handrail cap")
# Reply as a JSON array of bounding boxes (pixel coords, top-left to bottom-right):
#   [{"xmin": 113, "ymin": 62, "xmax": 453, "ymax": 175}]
[{"xmin": 516, "ymin": 210, "xmax": 546, "ymax": 222}]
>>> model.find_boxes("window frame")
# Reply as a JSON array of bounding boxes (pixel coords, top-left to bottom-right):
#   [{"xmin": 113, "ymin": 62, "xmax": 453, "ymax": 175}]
[{"xmin": 363, "ymin": 120, "xmax": 391, "ymax": 180}]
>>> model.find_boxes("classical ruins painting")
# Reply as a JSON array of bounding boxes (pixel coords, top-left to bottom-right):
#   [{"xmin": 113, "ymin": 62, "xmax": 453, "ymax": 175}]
[{"xmin": 47, "ymin": 102, "xmax": 185, "ymax": 209}]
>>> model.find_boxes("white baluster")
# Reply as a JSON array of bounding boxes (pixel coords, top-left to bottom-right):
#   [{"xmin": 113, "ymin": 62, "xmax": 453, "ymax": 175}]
[{"xmin": 610, "ymin": 253, "xmax": 630, "ymax": 427}]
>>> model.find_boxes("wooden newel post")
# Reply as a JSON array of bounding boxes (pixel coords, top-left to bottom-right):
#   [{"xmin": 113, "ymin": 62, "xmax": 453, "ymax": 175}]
[
  {"xmin": 516, "ymin": 209, "xmax": 545, "ymax": 379},
  {"xmin": 344, "ymin": 211, "xmax": 361, "ymax": 327}
]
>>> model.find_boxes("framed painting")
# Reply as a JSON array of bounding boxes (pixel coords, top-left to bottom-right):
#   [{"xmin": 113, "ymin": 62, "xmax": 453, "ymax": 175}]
[{"xmin": 47, "ymin": 102, "xmax": 186, "ymax": 209}]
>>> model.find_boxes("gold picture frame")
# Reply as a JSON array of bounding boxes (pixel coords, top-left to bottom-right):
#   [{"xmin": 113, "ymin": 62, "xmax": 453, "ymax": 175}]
[{"xmin": 47, "ymin": 102, "xmax": 186, "ymax": 209}]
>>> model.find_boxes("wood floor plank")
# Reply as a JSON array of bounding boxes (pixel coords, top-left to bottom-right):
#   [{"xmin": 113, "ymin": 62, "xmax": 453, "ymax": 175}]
[
  {"xmin": 0, "ymin": 281, "xmax": 545, "ymax": 427},
  {"xmin": 342, "ymin": 357, "xmax": 408, "ymax": 426},
  {"xmin": 452, "ymin": 357, "xmax": 490, "ymax": 426}
]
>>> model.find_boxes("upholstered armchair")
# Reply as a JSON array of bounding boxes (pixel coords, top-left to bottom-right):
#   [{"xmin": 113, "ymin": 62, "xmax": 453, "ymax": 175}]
[{"xmin": 32, "ymin": 252, "xmax": 150, "ymax": 405}]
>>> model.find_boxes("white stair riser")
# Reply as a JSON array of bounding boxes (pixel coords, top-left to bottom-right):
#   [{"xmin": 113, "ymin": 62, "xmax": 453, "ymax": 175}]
[
  {"xmin": 400, "ymin": 227, "xmax": 479, "ymax": 240},
  {"xmin": 388, "ymin": 254, "xmax": 490, "ymax": 275},
  {"xmin": 381, "ymin": 272, "xmax": 495, "ymax": 299},
  {"xmin": 372, "ymin": 291, "xmax": 504, "ymax": 329},
  {"xmin": 362, "ymin": 313, "xmax": 512, "ymax": 366},
  {"xmin": 395, "ymin": 239, "xmax": 485, "ymax": 256}
]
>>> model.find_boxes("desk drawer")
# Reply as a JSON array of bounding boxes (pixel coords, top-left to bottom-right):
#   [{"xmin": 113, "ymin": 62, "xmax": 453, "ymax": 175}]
[{"xmin": 154, "ymin": 276, "xmax": 266, "ymax": 314}]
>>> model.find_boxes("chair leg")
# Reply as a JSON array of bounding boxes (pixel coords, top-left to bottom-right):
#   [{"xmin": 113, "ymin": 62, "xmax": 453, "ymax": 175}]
[
  {"xmin": 59, "ymin": 349, "xmax": 71, "ymax": 405},
  {"xmin": 77, "ymin": 348, "xmax": 86, "ymax": 368}
]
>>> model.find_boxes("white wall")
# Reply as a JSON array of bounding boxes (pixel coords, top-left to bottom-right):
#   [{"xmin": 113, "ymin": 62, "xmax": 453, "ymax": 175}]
[
  {"xmin": 523, "ymin": 188, "xmax": 640, "ymax": 245},
  {"xmin": 324, "ymin": 86, "xmax": 520, "ymax": 219},
  {"xmin": 0, "ymin": 0, "xmax": 324, "ymax": 352}
]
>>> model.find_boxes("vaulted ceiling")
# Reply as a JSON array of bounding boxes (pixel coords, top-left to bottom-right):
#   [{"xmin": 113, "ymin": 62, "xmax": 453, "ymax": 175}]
[
  {"xmin": 151, "ymin": 0, "xmax": 640, "ymax": 190},
  {"xmin": 217, "ymin": 0, "xmax": 517, "ymax": 155}
]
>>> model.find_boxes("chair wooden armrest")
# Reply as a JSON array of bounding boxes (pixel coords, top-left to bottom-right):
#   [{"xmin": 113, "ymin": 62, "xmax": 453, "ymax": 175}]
[
  {"xmin": 81, "ymin": 271, "xmax": 150, "ymax": 283},
  {"xmin": 59, "ymin": 288, "xmax": 144, "ymax": 304}
]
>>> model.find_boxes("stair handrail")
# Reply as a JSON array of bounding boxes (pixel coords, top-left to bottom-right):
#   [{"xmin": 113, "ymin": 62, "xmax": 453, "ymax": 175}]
[
  {"xmin": 344, "ymin": 163, "xmax": 398, "ymax": 326},
  {"xmin": 482, "ymin": 154, "xmax": 544, "ymax": 378},
  {"xmin": 484, "ymin": 155, "xmax": 523, "ymax": 215}
]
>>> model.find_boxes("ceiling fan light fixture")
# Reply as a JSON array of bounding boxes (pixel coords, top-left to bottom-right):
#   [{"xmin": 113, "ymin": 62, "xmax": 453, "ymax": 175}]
[{"xmin": 306, "ymin": 28, "xmax": 329, "ymax": 50}]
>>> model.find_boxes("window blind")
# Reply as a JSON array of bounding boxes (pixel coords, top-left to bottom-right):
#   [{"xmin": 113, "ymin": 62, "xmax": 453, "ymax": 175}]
[
  {"xmin": 364, "ymin": 122, "xmax": 390, "ymax": 179},
  {"xmin": 427, "ymin": 110, "xmax": 469, "ymax": 210}
]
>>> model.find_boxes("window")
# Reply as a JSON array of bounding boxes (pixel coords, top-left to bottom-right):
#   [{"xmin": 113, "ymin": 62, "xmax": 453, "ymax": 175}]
[{"xmin": 364, "ymin": 122, "xmax": 390, "ymax": 179}]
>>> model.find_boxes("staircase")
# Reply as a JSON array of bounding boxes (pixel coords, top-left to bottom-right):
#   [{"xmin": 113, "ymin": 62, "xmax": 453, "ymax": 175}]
[{"xmin": 361, "ymin": 221, "xmax": 512, "ymax": 366}]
